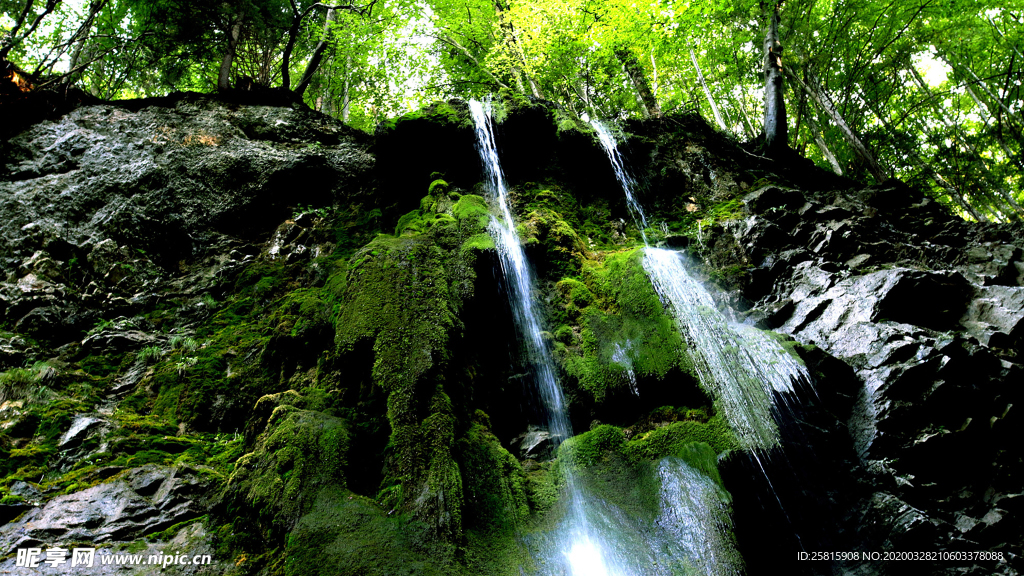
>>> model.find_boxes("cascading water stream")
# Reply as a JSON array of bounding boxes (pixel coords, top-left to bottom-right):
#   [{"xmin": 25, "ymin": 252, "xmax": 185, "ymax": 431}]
[
  {"xmin": 470, "ymin": 101, "xmax": 745, "ymax": 576},
  {"xmin": 469, "ymin": 100, "xmax": 621, "ymax": 576},
  {"xmin": 589, "ymin": 120, "xmax": 809, "ymax": 451}
]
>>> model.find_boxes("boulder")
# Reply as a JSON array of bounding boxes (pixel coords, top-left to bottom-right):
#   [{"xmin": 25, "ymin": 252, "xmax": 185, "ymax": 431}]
[{"xmin": 0, "ymin": 465, "xmax": 214, "ymax": 552}]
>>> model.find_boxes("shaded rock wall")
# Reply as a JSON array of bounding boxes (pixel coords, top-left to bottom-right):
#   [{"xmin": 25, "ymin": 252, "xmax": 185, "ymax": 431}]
[{"xmin": 0, "ymin": 93, "xmax": 1019, "ymax": 576}]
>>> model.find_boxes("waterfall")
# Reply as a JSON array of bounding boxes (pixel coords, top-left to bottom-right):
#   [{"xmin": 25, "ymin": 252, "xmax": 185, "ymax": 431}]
[
  {"xmin": 591, "ymin": 123, "xmax": 649, "ymax": 244},
  {"xmin": 589, "ymin": 120, "xmax": 809, "ymax": 451},
  {"xmin": 470, "ymin": 100, "xmax": 620, "ymax": 576},
  {"xmin": 471, "ymin": 101, "xmax": 747, "ymax": 576}
]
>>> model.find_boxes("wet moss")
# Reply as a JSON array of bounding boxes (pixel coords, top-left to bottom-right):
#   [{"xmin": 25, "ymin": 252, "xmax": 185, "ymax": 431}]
[
  {"xmin": 558, "ymin": 424, "xmax": 625, "ymax": 470},
  {"xmin": 224, "ymin": 400, "xmax": 349, "ymax": 540},
  {"xmin": 622, "ymin": 415, "xmax": 737, "ymax": 476},
  {"xmin": 557, "ymin": 410, "xmax": 736, "ymax": 478},
  {"xmin": 522, "ymin": 461, "xmax": 559, "ymax": 513},
  {"xmin": 377, "ymin": 101, "xmax": 472, "ymax": 133},
  {"xmin": 284, "ymin": 487, "xmax": 455, "ymax": 576},
  {"xmin": 456, "ymin": 422, "xmax": 529, "ymax": 535},
  {"xmin": 553, "ymin": 248, "xmax": 693, "ymax": 402},
  {"xmin": 333, "ymin": 188, "xmax": 491, "ymax": 538}
]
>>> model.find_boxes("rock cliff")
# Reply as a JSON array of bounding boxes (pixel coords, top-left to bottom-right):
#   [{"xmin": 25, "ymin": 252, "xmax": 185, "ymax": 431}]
[{"xmin": 0, "ymin": 93, "xmax": 1019, "ymax": 575}]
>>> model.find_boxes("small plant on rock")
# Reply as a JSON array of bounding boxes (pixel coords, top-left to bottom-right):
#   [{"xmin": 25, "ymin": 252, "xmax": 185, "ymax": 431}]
[
  {"xmin": 137, "ymin": 346, "xmax": 163, "ymax": 365},
  {"xmin": 0, "ymin": 361, "xmax": 56, "ymax": 403},
  {"xmin": 168, "ymin": 335, "xmax": 199, "ymax": 353},
  {"xmin": 175, "ymin": 356, "xmax": 198, "ymax": 376}
]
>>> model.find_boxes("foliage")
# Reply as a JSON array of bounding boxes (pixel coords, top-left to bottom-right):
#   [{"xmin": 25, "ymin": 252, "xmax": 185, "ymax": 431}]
[{"xmin": 4, "ymin": 0, "xmax": 1020, "ymax": 217}]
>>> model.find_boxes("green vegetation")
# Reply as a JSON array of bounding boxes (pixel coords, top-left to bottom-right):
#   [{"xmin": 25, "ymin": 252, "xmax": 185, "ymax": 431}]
[
  {"xmin": 551, "ymin": 248, "xmax": 694, "ymax": 402},
  {"xmin": 559, "ymin": 409, "xmax": 737, "ymax": 481}
]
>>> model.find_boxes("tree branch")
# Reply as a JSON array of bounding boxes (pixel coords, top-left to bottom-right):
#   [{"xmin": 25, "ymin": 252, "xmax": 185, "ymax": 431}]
[
  {"xmin": 429, "ymin": 34, "xmax": 510, "ymax": 91},
  {"xmin": 1, "ymin": 0, "xmax": 60, "ymax": 61}
]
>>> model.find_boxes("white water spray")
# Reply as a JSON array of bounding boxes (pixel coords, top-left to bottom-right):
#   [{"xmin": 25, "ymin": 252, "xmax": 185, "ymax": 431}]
[
  {"xmin": 470, "ymin": 99, "xmax": 622, "ymax": 576},
  {"xmin": 590, "ymin": 119, "xmax": 809, "ymax": 450},
  {"xmin": 471, "ymin": 101, "xmax": 747, "ymax": 576}
]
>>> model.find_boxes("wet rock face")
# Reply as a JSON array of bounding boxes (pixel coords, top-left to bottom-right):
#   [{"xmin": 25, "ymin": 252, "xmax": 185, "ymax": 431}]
[
  {"xmin": 0, "ymin": 465, "xmax": 214, "ymax": 552},
  {"xmin": 0, "ymin": 96, "xmax": 1020, "ymax": 576},
  {"xmin": 0, "ymin": 94, "xmax": 373, "ymax": 272},
  {"xmin": 709, "ymin": 182, "xmax": 1024, "ymax": 575},
  {"xmin": 0, "ymin": 94, "xmax": 373, "ymax": 348}
]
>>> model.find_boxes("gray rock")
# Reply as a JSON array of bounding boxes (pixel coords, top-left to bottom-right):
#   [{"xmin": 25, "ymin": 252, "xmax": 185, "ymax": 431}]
[
  {"xmin": 0, "ymin": 521, "xmax": 222, "ymax": 575},
  {"xmin": 511, "ymin": 425, "xmax": 553, "ymax": 460},
  {"xmin": 87, "ymin": 240, "xmax": 121, "ymax": 277},
  {"xmin": 0, "ymin": 465, "xmax": 214, "ymax": 552},
  {"xmin": 961, "ymin": 284, "xmax": 1024, "ymax": 348},
  {"xmin": 1, "ymin": 96, "xmax": 373, "ymax": 275},
  {"xmin": 57, "ymin": 415, "xmax": 106, "ymax": 449}
]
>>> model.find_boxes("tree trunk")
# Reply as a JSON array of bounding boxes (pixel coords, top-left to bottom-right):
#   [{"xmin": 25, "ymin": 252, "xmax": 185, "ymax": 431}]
[
  {"xmin": 690, "ymin": 47, "xmax": 728, "ymax": 133},
  {"xmin": 494, "ymin": 0, "xmax": 542, "ymax": 98},
  {"xmin": 787, "ymin": 67, "xmax": 886, "ymax": 181},
  {"xmin": 218, "ymin": 12, "xmax": 244, "ymax": 92},
  {"xmin": 858, "ymin": 81, "xmax": 1007, "ymax": 221},
  {"xmin": 943, "ymin": 53, "xmax": 1024, "ymax": 128},
  {"xmin": 65, "ymin": 0, "xmax": 106, "ymax": 89},
  {"xmin": 281, "ymin": 20, "xmax": 301, "ymax": 90},
  {"xmin": 904, "ymin": 69, "xmax": 1022, "ymax": 218},
  {"xmin": 805, "ymin": 108, "xmax": 843, "ymax": 175},
  {"xmin": 762, "ymin": 2, "xmax": 788, "ymax": 153},
  {"xmin": 342, "ymin": 54, "xmax": 351, "ymax": 122},
  {"xmin": 735, "ymin": 94, "xmax": 757, "ymax": 139},
  {"xmin": 616, "ymin": 47, "xmax": 661, "ymax": 118},
  {"xmin": 295, "ymin": 8, "xmax": 338, "ymax": 97}
]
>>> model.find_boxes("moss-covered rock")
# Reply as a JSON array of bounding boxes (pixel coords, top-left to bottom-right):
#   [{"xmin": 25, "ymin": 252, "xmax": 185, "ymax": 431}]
[
  {"xmin": 552, "ymin": 248, "xmax": 694, "ymax": 403},
  {"xmin": 333, "ymin": 190, "xmax": 493, "ymax": 543},
  {"xmin": 224, "ymin": 397, "xmax": 348, "ymax": 539},
  {"xmin": 457, "ymin": 422, "xmax": 529, "ymax": 535},
  {"xmin": 558, "ymin": 411, "xmax": 736, "ymax": 477}
]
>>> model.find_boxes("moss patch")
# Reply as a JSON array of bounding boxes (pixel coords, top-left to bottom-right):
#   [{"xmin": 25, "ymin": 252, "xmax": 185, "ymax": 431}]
[
  {"xmin": 551, "ymin": 248, "xmax": 693, "ymax": 402},
  {"xmin": 224, "ymin": 399, "xmax": 349, "ymax": 540}
]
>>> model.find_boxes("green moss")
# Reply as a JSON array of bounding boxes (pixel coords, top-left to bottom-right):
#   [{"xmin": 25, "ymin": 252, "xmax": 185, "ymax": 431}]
[
  {"xmin": 520, "ymin": 208, "xmax": 588, "ymax": 279},
  {"xmin": 377, "ymin": 101, "xmax": 471, "ymax": 133},
  {"xmin": 224, "ymin": 400, "xmax": 349, "ymax": 539},
  {"xmin": 522, "ymin": 461, "xmax": 558, "ymax": 513},
  {"xmin": 552, "ymin": 248, "xmax": 693, "ymax": 402},
  {"xmin": 333, "ymin": 187, "xmax": 491, "ymax": 539},
  {"xmin": 456, "ymin": 423, "xmax": 528, "ymax": 535},
  {"xmin": 558, "ymin": 424, "xmax": 625, "ymax": 470},
  {"xmin": 556, "ymin": 410, "xmax": 735, "ymax": 485},
  {"xmin": 428, "ymin": 179, "xmax": 449, "ymax": 195},
  {"xmin": 284, "ymin": 487, "xmax": 454, "ymax": 576},
  {"xmin": 668, "ymin": 196, "xmax": 745, "ymax": 243},
  {"xmin": 762, "ymin": 331, "xmax": 808, "ymax": 367},
  {"xmin": 451, "ymin": 194, "xmax": 491, "ymax": 229},
  {"xmin": 624, "ymin": 414, "xmax": 737, "ymax": 462},
  {"xmin": 146, "ymin": 516, "xmax": 206, "ymax": 542}
]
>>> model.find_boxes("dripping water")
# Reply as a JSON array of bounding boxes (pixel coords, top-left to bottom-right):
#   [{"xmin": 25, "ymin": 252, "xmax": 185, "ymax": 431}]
[
  {"xmin": 587, "ymin": 122, "xmax": 871, "ymax": 573},
  {"xmin": 589, "ymin": 119, "xmax": 809, "ymax": 451},
  {"xmin": 472, "ymin": 101, "xmax": 743, "ymax": 576},
  {"xmin": 470, "ymin": 100, "xmax": 618, "ymax": 576}
]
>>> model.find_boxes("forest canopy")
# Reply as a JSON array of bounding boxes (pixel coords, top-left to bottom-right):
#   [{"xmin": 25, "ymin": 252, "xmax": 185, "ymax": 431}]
[{"xmin": 2, "ymin": 0, "xmax": 1022, "ymax": 221}]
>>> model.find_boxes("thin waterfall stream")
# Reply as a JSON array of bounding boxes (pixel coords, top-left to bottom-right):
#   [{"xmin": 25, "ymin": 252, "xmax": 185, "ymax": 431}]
[
  {"xmin": 471, "ymin": 101, "xmax": 743, "ymax": 576},
  {"xmin": 469, "ymin": 100, "xmax": 619, "ymax": 576},
  {"xmin": 589, "ymin": 120, "xmax": 809, "ymax": 452}
]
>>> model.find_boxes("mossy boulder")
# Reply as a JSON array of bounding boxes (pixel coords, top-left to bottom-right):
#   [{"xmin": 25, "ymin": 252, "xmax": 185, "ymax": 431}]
[
  {"xmin": 558, "ymin": 411, "xmax": 736, "ymax": 480},
  {"xmin": 333, "ymin": 190, "xmax": 493, "ymax": 543},
  {"xmin": 457, "ymin": 423, "xmax": 529, "ymax": 535},
  {"xmin": 224, "ymin": 400, "xmax": 349, "ymax": 539},
  {"xmin": 552, "ymin": 248, "xmax": 694, "ymax": 403}
]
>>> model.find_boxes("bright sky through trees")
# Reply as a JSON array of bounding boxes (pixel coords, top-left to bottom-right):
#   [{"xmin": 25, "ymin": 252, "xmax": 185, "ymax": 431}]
[{"xmin": 2, "ymin": 0, "xmax": 1021, "ymax": 221}]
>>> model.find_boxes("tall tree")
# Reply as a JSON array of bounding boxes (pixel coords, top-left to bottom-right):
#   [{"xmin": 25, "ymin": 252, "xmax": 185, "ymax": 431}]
[{"xmin": 762, "ymin": 0, "xmax": 787, "ymax": 153}]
